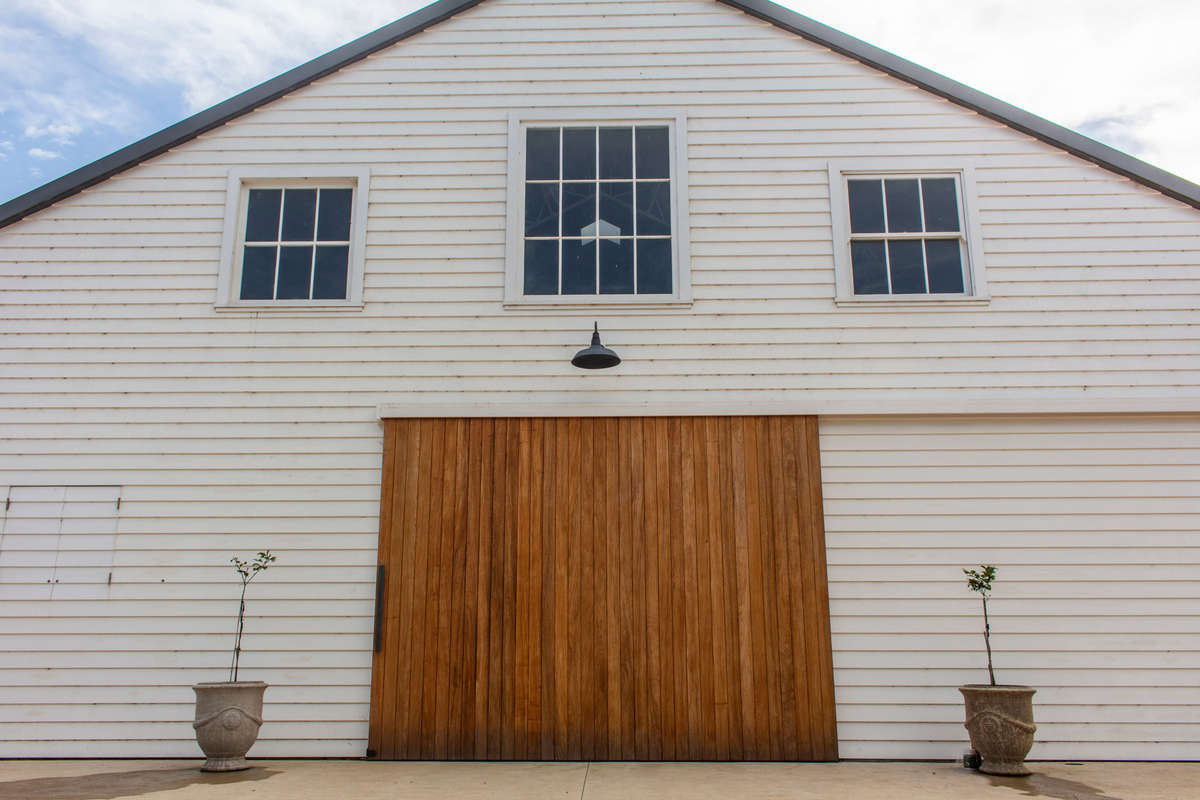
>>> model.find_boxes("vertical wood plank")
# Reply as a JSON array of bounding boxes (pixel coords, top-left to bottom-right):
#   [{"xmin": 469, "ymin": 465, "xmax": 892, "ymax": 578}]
[{"xmin": 369, "ymin": 415, "xmax": 837, "ymax": 763}]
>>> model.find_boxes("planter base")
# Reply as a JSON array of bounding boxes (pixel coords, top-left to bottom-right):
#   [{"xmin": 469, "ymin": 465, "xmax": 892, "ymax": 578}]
[
  {"xmin": 193, "ymin": 681, "xmax": 267, "ymax": 773},
  {"xmin": 200, "ymin": 755, "xmax": 251, "ymax": 773},
  {"xmin": 959, "ymin": 685, "xmax": 1036, "ymax": 777}
]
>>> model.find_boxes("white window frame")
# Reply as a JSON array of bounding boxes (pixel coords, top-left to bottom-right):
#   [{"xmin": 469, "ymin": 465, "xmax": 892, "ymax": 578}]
[
  {"xmin": 828, "ymin": 159, "xmax": 988, "ymax": 306},
  {"xmin": 216, "ymin": 165, "xmax": 370, "ymax": 310},
  {"xmin": 504, "ymin": 109, "xmax": 692, "ymax": 309}
]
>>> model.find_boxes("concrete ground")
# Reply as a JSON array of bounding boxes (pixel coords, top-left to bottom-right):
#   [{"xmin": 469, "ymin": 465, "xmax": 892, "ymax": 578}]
[{"xmin": 0, "ymin": 759, "xmax": 1196, "ymax": 800}]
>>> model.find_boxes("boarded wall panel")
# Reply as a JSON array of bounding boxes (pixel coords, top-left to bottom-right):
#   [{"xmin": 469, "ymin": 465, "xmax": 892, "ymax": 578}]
[
  {"xmin": 368, "ymin": 415, "xmax": 836, "ymax": 761},
  {"xmin": 821, "ymin": 414, "xmax": 1200, "ymax": 761}
]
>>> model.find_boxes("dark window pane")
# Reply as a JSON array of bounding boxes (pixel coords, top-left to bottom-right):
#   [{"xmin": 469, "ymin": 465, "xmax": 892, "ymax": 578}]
[
  {"xmin": 636, "ymin": 182, "xmax": 672, "ymax": 236},
  {"xmin": 524, "ymin": 240, "xmax": 558, "ymax": 295},
  {"xmin": 316, "ymin": 188, "xmax": 352, "ymax": 241},
  {"xmin": 562, "ymin": 239, "xmax": 596, "ymax": 294},
  {"xmin": 526, "ymin": 128, "xmax": 559, "ymax": 180},
  {"xmin": 922, "ymin": 178, "xmax": 960, "ymax": 232},
  {"xmin": 277, "ymin": 245, "xmax": 314, "ymax": 299},
  {"xmin": 636, "ymin": 238, "xmax": 672, "ymax": 294},
  {"xmin": 847, "ymin": 179, "xmax": 884, "ymax": 234},
  {"xmin": 240, "ymin": 246, "xmax": 277, "ymax": 299},
  {"xmin": 884, "ymin": 179, "xmax": 921, "ymax": 232},
  {"xmin": 281, "ymin": 188, "xmax": 317, "ymax": 241},
  {"xmin": 525, "ymin": 183, "xmax": 560, "ymax": 237},
  {"xmin": 926, "ymin": 239, "xmax": 965, "ymax": 293},
  {"xmin": 313, "ymin": 245, "xmax": 349, "ymax": 299},
  {"xmin": 600, "ymin": 238, "xmax": 635, "ymax": 294},
  {"xmin": 888, "ymin": 239, "xmax": 926, "ymax": 293},
  {"xmin": 562, "ymin": 181, "xmax": 596, "ymax": 238},
  {"xmin": 636, "ymin": 127, "xmax": 670, "ymax": 179},
  {"xmin": 245, "ymin": 189, "xmax": 281, "ymax": 242},
  {"xmin": 850, "ymin": 240, "xmax": 887, "ymax": 295},
  {"xmin": 563, "ymin": 128, "xmax": 596, "ymax": 180},
  {"xmin": 599, "ymin": 181, "xmax": 633, "ymax": 236},
  {"xmin": 599, "ymin": 127, "xmax": 633, "ymax": 179}
]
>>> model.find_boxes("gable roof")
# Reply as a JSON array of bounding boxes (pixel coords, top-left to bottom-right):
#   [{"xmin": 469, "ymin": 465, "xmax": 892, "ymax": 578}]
[{"xmin": 3, "ymin": 0, "xmax": 1199, "ymax": 229}]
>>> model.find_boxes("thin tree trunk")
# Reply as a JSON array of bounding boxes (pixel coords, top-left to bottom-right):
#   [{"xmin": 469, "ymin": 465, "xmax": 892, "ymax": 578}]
[
  {"xmin": 231, "ymin": 585, "xmax": 248, "ymax": 682},
  {"xmin": 982, "ymin": 595, "xmax": 995, "ymax": 686}
]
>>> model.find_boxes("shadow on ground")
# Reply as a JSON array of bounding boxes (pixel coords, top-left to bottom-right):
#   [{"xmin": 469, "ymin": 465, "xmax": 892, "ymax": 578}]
[
  {"xmin": 0, "ymin": 766, "xmax": 278, "ymax": 800},
  {"xmin": 988, "ymin": 772, "xmax": 1123, "ymax": 800}
]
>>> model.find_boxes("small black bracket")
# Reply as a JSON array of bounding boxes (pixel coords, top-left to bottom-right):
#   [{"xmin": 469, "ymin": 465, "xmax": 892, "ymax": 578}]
[{"xmin": 372, "ymin": 564, "xmax": 385, "ymax": 653}]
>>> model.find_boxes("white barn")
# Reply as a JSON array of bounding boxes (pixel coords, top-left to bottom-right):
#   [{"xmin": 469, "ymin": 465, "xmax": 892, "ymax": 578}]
[{"xmin": 1, "ymin": 0, "xmax": 1197, "ymax": 762}]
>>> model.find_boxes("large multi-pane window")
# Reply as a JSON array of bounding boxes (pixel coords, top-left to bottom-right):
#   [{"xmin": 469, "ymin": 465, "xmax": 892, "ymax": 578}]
[
  {"xmin": 846, "ymin": 175, "xmax": 968, "ymax": 295},
  {"xmin": 239, "ymin": 186, "xmax": 353, "ymax": 301},
  {"xmin": 522, "ymin": 125, "xmax": 674, "ymax": 296}
]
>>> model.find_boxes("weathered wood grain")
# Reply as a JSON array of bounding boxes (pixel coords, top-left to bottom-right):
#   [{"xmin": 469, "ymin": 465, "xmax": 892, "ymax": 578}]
[{"xmin": 368, "ymin": 415, "xmax": 836, "ymax": 760}]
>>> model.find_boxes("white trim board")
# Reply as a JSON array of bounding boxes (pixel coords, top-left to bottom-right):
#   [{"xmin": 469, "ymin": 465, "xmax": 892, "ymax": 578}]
[{"xmin": 377, "ymin": 397, "xmax": 1200, "ymax": 419}]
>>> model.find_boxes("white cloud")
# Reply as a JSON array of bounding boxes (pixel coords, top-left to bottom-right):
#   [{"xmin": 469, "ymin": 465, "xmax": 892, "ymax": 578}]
[
  {"xmin": 13, "ymin": 0, "xmax": 427, "ymax": 110},
  {"xmin": 27, "ymin": 146, "xmax": 61, "ymax": 159},
  {"xmin": 782, "ymin": 0, "xmax": 1200, "ymax": 182}
]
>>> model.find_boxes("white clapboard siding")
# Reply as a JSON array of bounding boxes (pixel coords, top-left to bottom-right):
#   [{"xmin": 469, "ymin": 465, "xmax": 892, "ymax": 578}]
[
  {"xmin": 820, "ymin": 414, "xmax": 1200, "ymax": 761},
  {"xmin": 1, "ymin": 0, "xmax": 1199, "ymax": 759}
]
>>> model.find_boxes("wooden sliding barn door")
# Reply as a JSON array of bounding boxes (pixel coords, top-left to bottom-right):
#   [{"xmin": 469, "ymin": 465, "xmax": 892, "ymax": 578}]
[{"xmin": 368, "ymin": 416, "xmax": 837, "ymax": 761}]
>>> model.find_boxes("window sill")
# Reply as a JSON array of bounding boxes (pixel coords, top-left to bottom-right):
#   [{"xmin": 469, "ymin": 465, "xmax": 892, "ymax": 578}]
[
  {"xmin": 503, "ymin": 296, "xmax": 693, "ymax": 311},
  {"xmin": 214, "ymin": 301, "xmax": 364, "ymax": 313},
  {"xmin": 834, "ymin": 294, "xmax": 990, "ymax": 309}
]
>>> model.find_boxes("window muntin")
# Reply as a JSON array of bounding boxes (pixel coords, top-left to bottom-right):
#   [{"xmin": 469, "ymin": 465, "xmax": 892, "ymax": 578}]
[
  {"xmin": 239, "ymin": 186, "xmax": 353, "ymax": 301},
  {"xmin": 522, "ymin": 125, "xmax": 674, "ymax": 297},
  {"xmin": 846, "ymin": 176, "xmax": 968, "ymax": 296}
]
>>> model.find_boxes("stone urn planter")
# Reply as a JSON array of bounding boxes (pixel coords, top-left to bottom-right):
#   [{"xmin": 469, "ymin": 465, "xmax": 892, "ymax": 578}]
[
  {"xmin": 959, "ymin": 684, "xmax": 1037, "ymax": 776},
  {"xmin": 193, "ymin": 551, "xmax": 276, "ymax": 771},
  {"xmin": 193, "ymin": 681, "xmax": 267, "ymax": 771},
  {"xmin": 960, "ymin": 565, "xmax": 1037, "ymax": 776}
]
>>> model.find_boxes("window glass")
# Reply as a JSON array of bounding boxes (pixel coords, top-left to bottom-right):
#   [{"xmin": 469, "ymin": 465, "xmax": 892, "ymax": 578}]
[
  {"xmin": 238, "ymin": 186, "xmax": 353, "ymax": 301},
  {"xmin": 313, "ymin": 246, "xmax": 350, "ymax": 299},
  {"xmin": 635, "ymin": 127, "xmax": 670, "ymax": 179},
  {"xmin": 887, "ymin": 240, "xmax": 926, "ymax": 293},
  {"xmin": 317, "ymin": 189, "xmax": 353, "ymax": 240},
  {"xmin": 524, "ymin": 240, "xmax": 558, "ymax": 295},
  {"xmin": 523, "ymin": 124, "xmax": 673, "ymax": 297},
  {"xmin": 245, "ymin": 189, "xmax": 281, "ymax": 242},
  {"xmin": 883, "ymin": 179, "xmax": 921, "ymax": 233},
  {"xmin": 925, "ymin": 240, "xmax": 965, "ymax": 293},
  {"xmin": 847, "ymin": 180, "xmax": 884, "ymax": 234},
  {"xmin": 850, "ymin": 240, "xmax": 887, "ymax": 294},
  {"xmin": 845, "ymin": 174, "xmax": 967, "ymax": 296},
  {"xmin": 921, "ymin": 178, "xmax": 959, "ymax": 232},
  {"xmin": 526, "ymin": 129, "xmax": 559, "ymax": 180},
  {"xmin": 599, "ymin": 128, "xmax": 633, "ymax": 179},
  {"xmin": 563, "ymin": 128, "xmax": 596, "ymax": 180},
  {"xmin": 281, "ymin": 188, "xmax": 317, "ymax": 241}
]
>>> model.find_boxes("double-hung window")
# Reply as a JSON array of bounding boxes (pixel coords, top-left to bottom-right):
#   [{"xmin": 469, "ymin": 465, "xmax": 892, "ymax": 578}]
[
  {"xmin": 505, "ymin": 112, "xmax": 691, "ymax": 307},
  {"xmin": 216, "ymin": 167, "xmax": 369, "ymax": 309},
  {"xmin": 828, "ymin": 162, "xmax": 987, "ymax": 304}
]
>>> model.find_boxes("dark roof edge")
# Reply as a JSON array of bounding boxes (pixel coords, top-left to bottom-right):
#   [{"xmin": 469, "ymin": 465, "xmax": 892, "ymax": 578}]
[
  {"xmin": 3, "ymin": 0, "xmax": 1199, "ymax": 229},
  {"xmin": 0, "ymin": 0, "xmax": 487, "ymax": 228},
  {"xmin": 721, "ymin": 0, "xmax": 1200, "ymax": 210}
]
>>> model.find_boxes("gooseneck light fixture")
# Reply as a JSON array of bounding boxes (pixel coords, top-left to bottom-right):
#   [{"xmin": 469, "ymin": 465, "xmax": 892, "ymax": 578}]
[{"xmin": 571, "ymin": 322, "xmax": 621, "ymax": 369}]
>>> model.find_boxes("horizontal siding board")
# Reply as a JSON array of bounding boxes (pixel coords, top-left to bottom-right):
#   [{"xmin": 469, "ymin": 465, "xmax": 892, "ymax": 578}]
[{"xmin": 822, "ymin": 415, "xmax": 1200, "ymax": 760}]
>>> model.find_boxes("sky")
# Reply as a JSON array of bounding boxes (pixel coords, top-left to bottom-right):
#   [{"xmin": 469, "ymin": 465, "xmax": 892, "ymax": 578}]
[{"xmin": 2, "ymin": 0, "xmax": 1199, "ymax": 205}]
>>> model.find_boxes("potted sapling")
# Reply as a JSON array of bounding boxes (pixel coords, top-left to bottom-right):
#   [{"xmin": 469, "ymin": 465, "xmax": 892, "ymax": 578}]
[
  {"xmin": 958, "ymin": 564, "xmax": 1037, "ymax": 776},
  {"xmin": 192, "ymin": 550, "xmax": 276, "ymax": 771}
]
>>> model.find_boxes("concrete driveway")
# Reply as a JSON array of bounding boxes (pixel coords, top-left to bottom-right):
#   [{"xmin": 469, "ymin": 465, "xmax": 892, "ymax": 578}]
[{"xmin": 0, "ymin": 759, "xmax": 1195, "ymax": 800}]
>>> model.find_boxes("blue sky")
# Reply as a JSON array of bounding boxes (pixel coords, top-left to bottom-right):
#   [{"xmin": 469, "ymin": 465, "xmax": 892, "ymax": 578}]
[{"xmin": 3, "ymin": 0, "xmax": 1199, "ymax": 205}]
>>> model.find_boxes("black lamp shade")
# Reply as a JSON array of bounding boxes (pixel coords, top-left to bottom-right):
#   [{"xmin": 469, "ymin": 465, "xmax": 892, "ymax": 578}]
[{"xmin": 571, "ymin": 323, "xmax": 621, "ymax": 369}]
